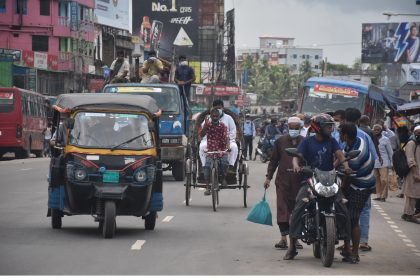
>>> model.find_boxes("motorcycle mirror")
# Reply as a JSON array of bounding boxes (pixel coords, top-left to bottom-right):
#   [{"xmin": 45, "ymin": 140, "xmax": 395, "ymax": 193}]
[{"xmin": 346, "ymin": 150, "xmax": 360, "ymax": 160}]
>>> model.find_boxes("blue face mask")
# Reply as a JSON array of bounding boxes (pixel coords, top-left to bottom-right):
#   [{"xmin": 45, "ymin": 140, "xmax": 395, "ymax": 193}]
[{"xmin": 289, "ymin": 129, "xmax": 300, "ymax": 138}]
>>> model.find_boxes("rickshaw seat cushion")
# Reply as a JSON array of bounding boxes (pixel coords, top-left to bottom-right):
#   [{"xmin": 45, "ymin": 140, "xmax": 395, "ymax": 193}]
[
  {"xmin": 149, "ymin": 192, "xmax": 163, "ymax": 212},
  {"xmin": 48, "ymin": 185, "xmax": 65, "ymax": 210}
]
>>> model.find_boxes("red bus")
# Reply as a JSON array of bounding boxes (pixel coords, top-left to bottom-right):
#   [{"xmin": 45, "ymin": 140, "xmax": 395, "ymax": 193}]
[{"xmin": 0, "ymin": 88, "xmax": 48, "ymax": 158}]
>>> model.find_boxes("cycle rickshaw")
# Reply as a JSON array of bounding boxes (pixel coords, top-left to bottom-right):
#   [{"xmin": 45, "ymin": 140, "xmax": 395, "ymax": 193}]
[{"xmin": 184, "ymin": 108, "xmax": 249, "ymax": 211}]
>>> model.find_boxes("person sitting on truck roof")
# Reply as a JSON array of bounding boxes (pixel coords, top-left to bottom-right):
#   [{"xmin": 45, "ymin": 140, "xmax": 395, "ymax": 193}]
[{"xmin": 140, "ymin": 50, "xmax": 164, "ymax": 84}]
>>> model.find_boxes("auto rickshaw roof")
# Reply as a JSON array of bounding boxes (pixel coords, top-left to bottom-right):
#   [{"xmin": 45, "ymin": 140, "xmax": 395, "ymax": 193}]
[{"xmin": 54, "ymin": 93, "xmax": 160, "ymax": 113}]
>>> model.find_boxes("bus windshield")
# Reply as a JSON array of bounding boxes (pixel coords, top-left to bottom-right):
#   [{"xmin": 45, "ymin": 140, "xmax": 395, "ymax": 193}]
[
  {"xmin": 301, "ymin": 85, "xmax": 365, "ymax": 115},
  {"xmin": 104, "ymin": 86, "xmax": 180, "ymax": 114},
  {"xmin": 69, "ymin": 112, "xmax": 153, "ymax": 150}
]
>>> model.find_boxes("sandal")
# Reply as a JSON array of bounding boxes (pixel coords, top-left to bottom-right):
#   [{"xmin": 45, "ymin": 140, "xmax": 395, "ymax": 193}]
[
  {"xmin": 295, "ymin": 240, "xmax": 303, "ymax": 250},
  {"xmin": 359, "ymin": 243, "xmax": 372, "ymax": 251},
  {"xmin": 283, "ymin": 250, "xmax": 298, "ymax": 260},
  {"xmin": 341, "ymin": 251, "xmax": 359, "ymax": 263},
  {"xmin": 274, "ymin": 239, "xmax": 288, "ymax": 250}
]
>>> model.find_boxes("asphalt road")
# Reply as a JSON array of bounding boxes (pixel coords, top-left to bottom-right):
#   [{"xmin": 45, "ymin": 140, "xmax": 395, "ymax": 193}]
[{"xmin": 0, "ymin": 156, "xmax": 419, "ymax": 275}]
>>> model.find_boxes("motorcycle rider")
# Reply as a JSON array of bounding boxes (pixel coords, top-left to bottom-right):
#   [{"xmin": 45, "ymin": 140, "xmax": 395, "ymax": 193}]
[
  {"xmin": 284, "ymin": 113, "xmax": 352, "ymax": 260},
  {"xmin": 263, "ymin": 118, "xmax": 281, "ymax": 154}
]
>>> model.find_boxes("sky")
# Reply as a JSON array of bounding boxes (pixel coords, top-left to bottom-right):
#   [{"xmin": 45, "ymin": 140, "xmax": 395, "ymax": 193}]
[{"xmin": 225, "ymin": 0, "xmax": 420, "ymax": 66}]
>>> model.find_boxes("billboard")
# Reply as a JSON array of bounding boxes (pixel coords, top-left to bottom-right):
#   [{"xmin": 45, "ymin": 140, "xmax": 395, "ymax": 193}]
[
  {"xmin": 132, "ymin": 0, "xmax": 198, "ymax": 58},
  {"xmin": 362, "ymin": 22, "xmax": 420, "ymax": 64},
  {"xmin": 95, "ymin": 0, "xmax": 130, "ymax": 31}
]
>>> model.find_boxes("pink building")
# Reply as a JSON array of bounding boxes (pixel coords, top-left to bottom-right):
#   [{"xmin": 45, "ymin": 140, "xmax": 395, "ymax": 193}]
[{"xmin": 0, "ymin": 0, "xmax": 95, "ymax": 93}]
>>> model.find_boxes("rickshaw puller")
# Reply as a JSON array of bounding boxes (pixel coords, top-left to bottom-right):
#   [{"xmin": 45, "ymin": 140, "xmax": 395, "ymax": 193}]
[{"xmin": 201, "ymin": 108, "xmax": 230, "ymax": 195}]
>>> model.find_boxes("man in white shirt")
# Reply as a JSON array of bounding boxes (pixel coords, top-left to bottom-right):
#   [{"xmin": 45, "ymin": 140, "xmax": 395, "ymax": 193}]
[
  {"xmin": 199, "ymin": 100, "xmax": 238, "ymax": 173},
  {"xmin": 109, "ymin": 51, "xmax": 130, "ymax": 83}
]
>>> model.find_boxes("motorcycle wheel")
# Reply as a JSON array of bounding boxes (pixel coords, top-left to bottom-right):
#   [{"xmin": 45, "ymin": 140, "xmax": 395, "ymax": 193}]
[
  {"xmin": 320, "ymin": 216, "xmax": 336, "ymax": 267},
  {"xmin": 102, "ymin": 200, "xmax": 116, "ymax": 239},
  {"xmin": 313, "ymin": 241, "xmax": 321, "ymax": 259}
]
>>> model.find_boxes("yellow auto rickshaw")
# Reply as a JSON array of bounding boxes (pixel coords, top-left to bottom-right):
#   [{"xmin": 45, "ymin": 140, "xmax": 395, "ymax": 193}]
[{"xmin": 47, "ymin": 93, "xmax": 163, "ymax": 238}]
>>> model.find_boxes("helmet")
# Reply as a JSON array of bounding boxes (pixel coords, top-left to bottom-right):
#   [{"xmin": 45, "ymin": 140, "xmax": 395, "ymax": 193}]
[{"xmin": 310, "ymin": 113, "xmax": 335, "ymax": 134}]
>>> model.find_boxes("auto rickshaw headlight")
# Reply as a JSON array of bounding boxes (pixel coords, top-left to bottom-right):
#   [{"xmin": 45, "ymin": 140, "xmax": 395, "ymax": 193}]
[
  {"xmin": 74, "ymin": 169, "xmax": 87, "ymax": 181},
  {"xmin": 134, "ymin": 169, "xmax": 147, "ymax": 183}
]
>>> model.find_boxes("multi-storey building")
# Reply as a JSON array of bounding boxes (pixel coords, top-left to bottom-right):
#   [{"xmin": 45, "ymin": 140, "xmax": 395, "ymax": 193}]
[
  {"xmin": 0, "ymin": 0, "xmax": 95, "ymax": 94},
  {"xmin": 237, "ymin": 36, "xmax": 323, "ymax": 74}
]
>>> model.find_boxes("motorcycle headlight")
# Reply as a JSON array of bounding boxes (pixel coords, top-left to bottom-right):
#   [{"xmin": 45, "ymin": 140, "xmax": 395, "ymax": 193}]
[
  {"xmin": 134, "ymin": 168, "xmax": 147, "ymax": 183},
  {"xmin": 74, "ymin": 169, "xmax": 87, "ymax": 181},
  {"xmin": 314, "ymin": 182, "xmax": 338, "ymax": 197}
]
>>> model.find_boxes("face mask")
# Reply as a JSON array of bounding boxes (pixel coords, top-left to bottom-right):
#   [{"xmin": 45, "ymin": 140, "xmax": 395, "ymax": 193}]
[
  {"xmin": 180, "ymin": 61, "xmax": 188, "ymax": 66},
  {"xmin": 309, "ymin": 132, "xmax": 316, "ymax": 137},
  {"xmin": 289, "ymin": 129, "xmax": 300, "ymax": 138},
  {"xmin": 217, "ymin": 109, "xmax": 223, "ymax": 116}
]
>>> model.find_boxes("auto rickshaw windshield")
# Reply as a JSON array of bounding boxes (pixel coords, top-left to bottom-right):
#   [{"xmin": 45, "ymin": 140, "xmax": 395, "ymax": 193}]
[{"xmin": 69, "ymin": 112, "xmax": 153, "ymax": 149}]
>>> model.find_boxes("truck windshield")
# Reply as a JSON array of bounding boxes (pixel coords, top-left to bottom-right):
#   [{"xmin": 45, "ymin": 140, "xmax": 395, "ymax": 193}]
[
  {"xmin": 104, "ymin": 86, "xmax": 180, "ymax": 114},
  {"xmin": 301, "ymin": 86, "xmax": 365, "ymax": 115},
  {"xmin": 69, "ymin": 112, "xmax": 153, "ymax": 149}
]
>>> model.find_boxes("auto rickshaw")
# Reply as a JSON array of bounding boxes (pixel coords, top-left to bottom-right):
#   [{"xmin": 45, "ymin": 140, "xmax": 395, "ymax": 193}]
[
  {"xmin": 47, "ymin": 93, "xmax": 163, "ymax": 238},
  {"xmin": 185, "ymin": 108, "xmax": 249, "ymax": 211}
]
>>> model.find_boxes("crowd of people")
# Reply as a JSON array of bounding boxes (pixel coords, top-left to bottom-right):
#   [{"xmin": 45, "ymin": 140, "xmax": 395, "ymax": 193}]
[{"xmin": 242, "ymin": 108, "xmax": 420, "ymax": 263}]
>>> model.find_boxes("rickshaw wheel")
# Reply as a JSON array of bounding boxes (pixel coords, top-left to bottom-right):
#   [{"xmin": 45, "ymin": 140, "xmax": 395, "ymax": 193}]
[
  {"xmin": 51, "ymin": 209, "xmax": 62, "ymax": 229},
  {"xmin": 185, "ymin": 174, "xmax": 191, "ymax": 206},
  {"xmin": 243, "ymin": 173, "xmax": 248, "ymax": 208},
  {"xmin": 145, "ymin": 211, "xmax": 157, "ymax": 230},
  {"xmin": 211, "ymin": 167, "xmax": 218, "ymax": 212},
  {"xmin": 102, "ymin": 201, "xmax": 116, "ymax": 239}
]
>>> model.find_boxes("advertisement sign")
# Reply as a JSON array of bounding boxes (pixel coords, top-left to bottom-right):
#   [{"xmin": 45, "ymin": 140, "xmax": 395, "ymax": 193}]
[
  {"xmin": 21, "ymin": 50, "xmax": 34, "ymax": 68},
  {"xmin": 362, "ymin": 22, "xmax": 420, "ymax": 64},
  {"xmin": 0, "ymin": 48, "xmax": 21, "ymax": 62},
  {"xmin": 48, "ymin": 55, "xmax": 58, "ymax": 71},
  {"xmin": 95, "ymin": 0, "xmax": 130, "ymax": 31},
  {"xmin": 132, "ymin": 0, "xmax": 199, "ymax": 58},
  {"xmin": 203, "ymin": 85, "xmax": 241, "ymax": 96},
  {"xmin": 34, "ymin": 52, "xmax": 48, "ymax": 70}
]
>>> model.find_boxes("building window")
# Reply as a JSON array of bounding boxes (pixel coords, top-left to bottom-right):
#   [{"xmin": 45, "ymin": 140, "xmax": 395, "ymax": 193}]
[
  {"xmin": 40, "ymin": 0, "xmax": 50, "ymax": 16},
  {"xmin": 15, "ymin": 0, "xmax": 27, "ymax": 14},
  {"xmin": 292, "ymin": 54, "xmax": 297, "ymax": 59},
  {"xmin": 0, "ymin": 0, "xmax": 6, "ymax": 13},
  {"xmin": 278, "ymin": 54, "xmax": 286, "ymax": 59},
  {"xmin": 32, "ymin": 35, "xmax": 49, "ymax": 52},
  {"xmin": 314, "ymin": 65, "xmax": 319, "ymax": 69},
  {"xmin": 315, "ymin": 55, "xmax": 319, "ymax": 60}
]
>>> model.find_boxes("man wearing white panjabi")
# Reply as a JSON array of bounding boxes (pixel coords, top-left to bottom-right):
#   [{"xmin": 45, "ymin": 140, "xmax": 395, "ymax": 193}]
[{"xmin": 199, "ymin": 100, "xmax": 238, "ymax": 174}]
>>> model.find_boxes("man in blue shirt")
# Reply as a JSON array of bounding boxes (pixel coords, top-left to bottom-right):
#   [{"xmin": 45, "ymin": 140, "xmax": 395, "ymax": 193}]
[
  {"xmin": 243, "ymin": 114, "xmax": 256, "ymax": 160},
  {"xmin": 284, "ymin": 113, "xmax": 351, "ymax": 260},
  {"xmin": 174, "ymin": 55, "xmax": 195, "ymax": 102}
]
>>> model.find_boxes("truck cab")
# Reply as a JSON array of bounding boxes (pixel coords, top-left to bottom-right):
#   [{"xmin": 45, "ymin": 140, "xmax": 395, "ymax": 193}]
[{"xmin": 102, "ymin": 83, "xmax": 189, "ymax": 181}]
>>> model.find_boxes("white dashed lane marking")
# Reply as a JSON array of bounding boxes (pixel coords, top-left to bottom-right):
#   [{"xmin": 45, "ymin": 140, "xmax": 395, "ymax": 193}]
[
  {"xmin": 131, "ymin": 240, "xmax": 146, "ymax": 250},
  {"xmin": 373, "ymin": 202, "xmax": 419, "ymax": 258},
  {"xmin": 162, "ymin": 216, "xmax": 174, "ymax": 222},
  {"xmin": 20, "ymin": 168, "xmax": 32, "ymax": 171}
]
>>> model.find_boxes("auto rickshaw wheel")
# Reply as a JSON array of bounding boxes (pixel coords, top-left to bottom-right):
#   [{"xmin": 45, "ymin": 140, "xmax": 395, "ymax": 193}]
[
  {"xmin": 145, "ymin": 211, "xmax": 157, "ymax": 230},
  {"xmin": 185, "ymin": 174, "xmax": 191, "ymax": 206},
  {"xmin": 102, "ymin": 201, "xmax": 116, "ymax": 239},
  {"xmin": 51, "ymin": 209, "xmax": 62, "ymax": 229}
]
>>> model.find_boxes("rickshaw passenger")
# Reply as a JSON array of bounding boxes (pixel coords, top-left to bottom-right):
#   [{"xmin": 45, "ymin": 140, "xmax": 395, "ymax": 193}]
[
  {"xmin": 201, "ymin": 108, "xmax": 229, "ymax": 195},
  {"xmin": 199, "ymin": 100, "xmax": 238, "ymax": 174}
]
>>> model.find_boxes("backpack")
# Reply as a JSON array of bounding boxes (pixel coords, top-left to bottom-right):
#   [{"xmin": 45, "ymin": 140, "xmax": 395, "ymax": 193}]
[{"xmin": 392, "ymin": 141, "xmax": 415, "ymax": 178}]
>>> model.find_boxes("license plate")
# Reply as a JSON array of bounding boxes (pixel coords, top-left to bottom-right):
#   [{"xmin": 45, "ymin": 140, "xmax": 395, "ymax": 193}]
[{"xmin": 103, "ymin": 171, "xmax": 119, "ymax": 183}]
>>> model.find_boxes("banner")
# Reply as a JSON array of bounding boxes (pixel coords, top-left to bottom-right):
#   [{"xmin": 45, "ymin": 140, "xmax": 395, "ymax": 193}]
[
  {"xmin": 95, "ymin": 0, "xmax": 130, "ymax": 31},
  {"xmin": 34, "ymin": 52, "xmax": 48, "ymax": 70},
  {"xmin": 0, "ymin": 48, "xmax": 21, "ymax": 62},
  {"xmin": 132, "ymin": 0, "xmax": 199, "ymax": 58},
  {"xmin": 362, "ymin": 22, "xmax": 420, "ymax": 64},
  {"xmin": 203, "ymin": 85, "xmax": 241, "ymax": 96}
]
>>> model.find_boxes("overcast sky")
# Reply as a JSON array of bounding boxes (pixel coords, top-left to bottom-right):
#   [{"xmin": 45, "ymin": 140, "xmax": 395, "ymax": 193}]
[{"xmin": 225, "ymin": 0, "xmax": 420, "ymax": 66}]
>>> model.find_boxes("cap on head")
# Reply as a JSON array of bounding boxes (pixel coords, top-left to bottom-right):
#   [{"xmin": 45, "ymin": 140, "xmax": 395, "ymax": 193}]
[{"xmin": 212, "ymin": 99, "xmax": 224, "ymax": 107}]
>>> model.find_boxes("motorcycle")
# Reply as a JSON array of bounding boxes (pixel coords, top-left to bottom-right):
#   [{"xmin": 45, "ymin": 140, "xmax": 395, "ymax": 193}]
[
  {"xmin": 255, "ymin": 134, "xmax": 281, "ymax": 163},
  {"xmin": 285, "ymin": 148, "xmax": 359, "ymax": 267}
]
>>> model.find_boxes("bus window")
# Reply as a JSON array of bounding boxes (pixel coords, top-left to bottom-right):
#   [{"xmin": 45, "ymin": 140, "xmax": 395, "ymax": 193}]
[{"xmin": 0, "ymin": 92, "xmax": 14, "ymax": 113}]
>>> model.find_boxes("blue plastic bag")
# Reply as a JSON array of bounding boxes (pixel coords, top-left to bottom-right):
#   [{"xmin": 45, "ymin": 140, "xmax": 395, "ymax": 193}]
[{"xmin": 246, "ymin": 189, "xmax": 273, "ymax": 226}]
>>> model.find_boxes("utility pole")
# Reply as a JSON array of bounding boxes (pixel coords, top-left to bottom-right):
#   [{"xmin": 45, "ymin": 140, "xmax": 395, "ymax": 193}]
[{"xmin": 211, "ymin": 13, "xmax": 219, "ymax": 104}]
